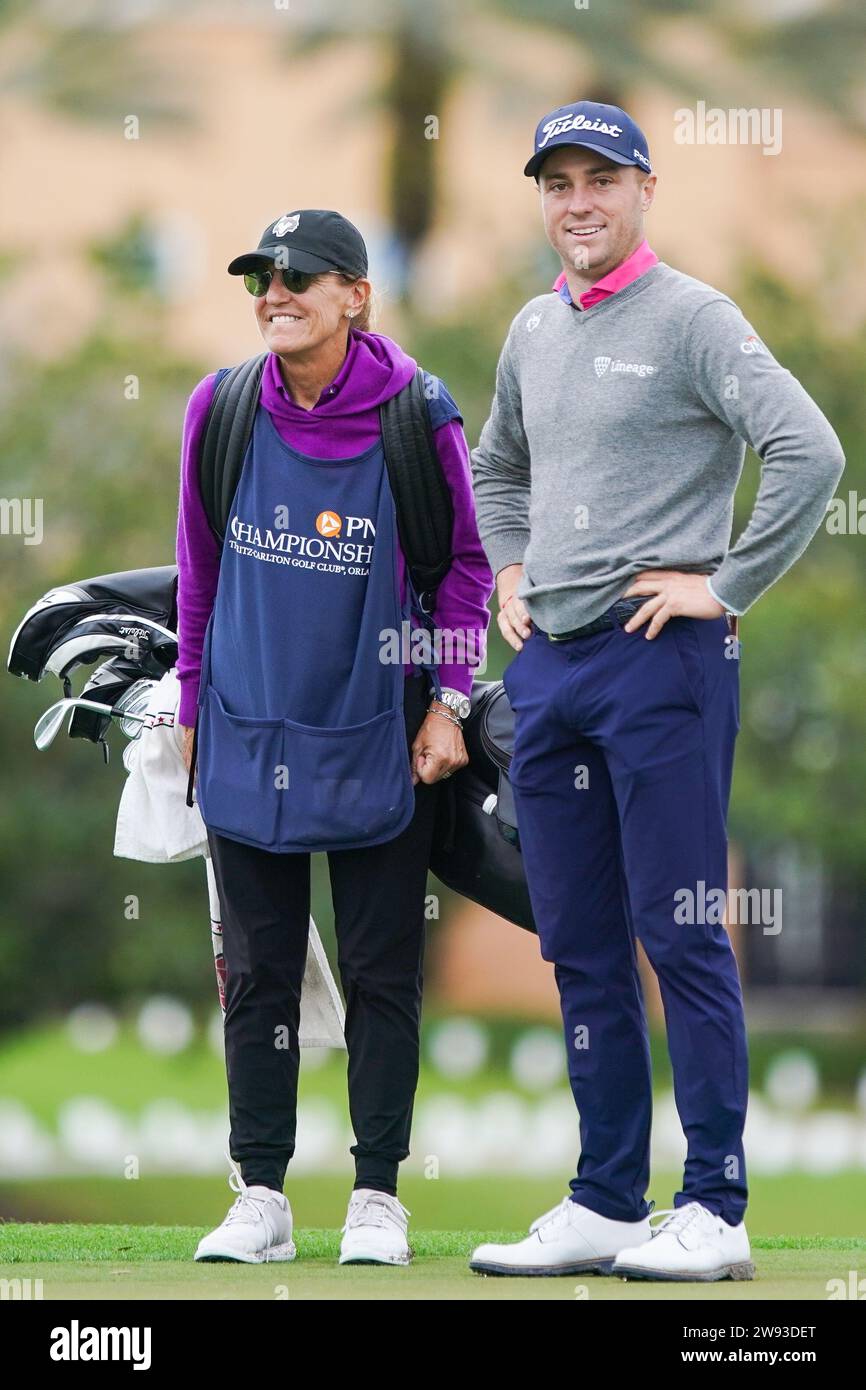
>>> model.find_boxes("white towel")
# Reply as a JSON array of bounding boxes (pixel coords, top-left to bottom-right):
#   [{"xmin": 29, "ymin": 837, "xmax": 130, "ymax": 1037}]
[
  {"xmin": 114, "ymin": 669, "xmax": 208, "ymax": 863},
  {"xmin": 114, "ymin": 669, "xmax": 346, "ymax": 1048}
]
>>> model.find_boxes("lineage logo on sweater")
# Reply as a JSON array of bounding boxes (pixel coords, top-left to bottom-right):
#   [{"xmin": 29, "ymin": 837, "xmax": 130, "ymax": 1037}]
[{"xmin": 594, "ymin": 355, "xmax": 657, "ymax": 379}]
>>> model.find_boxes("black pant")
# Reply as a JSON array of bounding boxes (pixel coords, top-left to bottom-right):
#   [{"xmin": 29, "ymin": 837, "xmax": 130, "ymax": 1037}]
[{"xmin": 205, "ymin": 673, "xmax": 440, "ymax": 1197}]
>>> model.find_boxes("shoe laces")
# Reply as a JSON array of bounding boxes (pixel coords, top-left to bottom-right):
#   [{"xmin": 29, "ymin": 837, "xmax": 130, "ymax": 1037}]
[
  {"xmin": 224, "ymin": 1150, "xmax": 281, "ymax": 1228},
  {"xmin": 529, "ymin": 1196, "xmax": 574, "ymax": 1235},
  {"xmin": 649, "ymin": 1202, "xmax": 717, "ymax": 1241},
  {"xmin": 343, "ymin": 1191, "xmax": 410, "ymax": 1234}
]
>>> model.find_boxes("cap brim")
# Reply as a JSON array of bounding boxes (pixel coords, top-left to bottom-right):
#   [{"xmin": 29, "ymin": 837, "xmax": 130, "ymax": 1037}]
[
  {"xmin": 524, "ymin": 140, "xmax": 647, "ymax": 179},
  {"xmin": 227, "ymin": 246, "xmax": 343, "ymax": 276}
]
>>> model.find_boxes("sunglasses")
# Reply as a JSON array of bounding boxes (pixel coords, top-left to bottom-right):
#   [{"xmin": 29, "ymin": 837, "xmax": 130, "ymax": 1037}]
[{"xmin": 243, "ymin": 266, "xmax": 340, "ymax": 298}]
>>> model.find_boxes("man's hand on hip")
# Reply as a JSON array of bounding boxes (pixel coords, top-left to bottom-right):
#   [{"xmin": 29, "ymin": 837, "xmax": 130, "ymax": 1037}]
[{"xmin": 622, "ymin": 570, "xmax": 725, "ymax": 639}]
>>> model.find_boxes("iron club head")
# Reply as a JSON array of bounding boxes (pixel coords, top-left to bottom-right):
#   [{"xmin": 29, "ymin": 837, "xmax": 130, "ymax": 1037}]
[{"xmin": 33, "ymin": 697, "xmax": 148, "ymax": 750}]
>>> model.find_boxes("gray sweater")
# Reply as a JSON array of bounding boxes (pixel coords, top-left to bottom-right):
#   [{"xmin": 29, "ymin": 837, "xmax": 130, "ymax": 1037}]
[{"xmin": 471, "ymin": 262, "xmax": 845, "ymax": 628}]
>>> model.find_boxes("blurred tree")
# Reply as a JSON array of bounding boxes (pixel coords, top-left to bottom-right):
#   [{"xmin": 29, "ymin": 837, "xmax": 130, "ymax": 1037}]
[
  {"xmin": 287, "ymin": 0, "xmax": 726, "ymax": 304},
  {"xmin": 726, "ymin": 0, "xmax": 866, "ymax": 133},
  {"xmin": 0, "ymin": 7, "xmax": 190, "ymax": 126}
]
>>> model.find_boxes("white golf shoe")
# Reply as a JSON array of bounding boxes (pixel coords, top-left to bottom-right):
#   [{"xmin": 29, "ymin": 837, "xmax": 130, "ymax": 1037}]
[
  {"xmin": 470, "ymin": 1196, "xmax": 653, "ymax": 1276},
  {"xmin": 194, "ymin": 1156, "xmax": 296, "ymax": 1264},
  {"xmin": 612, "ymin": 1201, "xmax": 755, "ymax": 1281},
  {"xmin": 339, "ymin": 1188, "xmax": 412, "ymax": 1266}
]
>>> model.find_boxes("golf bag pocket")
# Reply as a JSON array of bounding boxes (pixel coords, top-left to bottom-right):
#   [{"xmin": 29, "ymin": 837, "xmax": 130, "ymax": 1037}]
[
  {"xmin": 196, "ymin": 685, "xmax": 283, "ymax": 849},
  {"xmin": 277, "ymin": 704, "xmax": 415, "ymax": 851}
]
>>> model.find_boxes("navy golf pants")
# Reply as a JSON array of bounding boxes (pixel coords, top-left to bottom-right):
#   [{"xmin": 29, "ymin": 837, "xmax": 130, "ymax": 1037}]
[{"xmin": 504, "ymin": 610, "xmax": 749, "ymax": 1225}]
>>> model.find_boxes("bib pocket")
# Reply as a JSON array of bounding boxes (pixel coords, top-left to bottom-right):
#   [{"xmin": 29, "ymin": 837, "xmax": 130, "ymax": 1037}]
[
  {"xmin": 279, "ymin": 704, "xmax": 415, "ymax": 850},
  {"xmin": 196, "ymin": 684, "xmax": 283, "ymax": 848}
]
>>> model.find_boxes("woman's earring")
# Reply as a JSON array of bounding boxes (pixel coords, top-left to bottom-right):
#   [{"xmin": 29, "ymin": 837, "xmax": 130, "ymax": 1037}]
[{"xmin": 345, "ymin": 309, "xmax": 358, "ymax": 319}]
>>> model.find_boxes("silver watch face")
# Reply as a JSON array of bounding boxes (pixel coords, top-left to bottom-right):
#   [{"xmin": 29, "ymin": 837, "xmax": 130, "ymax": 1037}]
[{"xmin": 440, "ymin": 692, "xmax": 470, "ymax": 719}]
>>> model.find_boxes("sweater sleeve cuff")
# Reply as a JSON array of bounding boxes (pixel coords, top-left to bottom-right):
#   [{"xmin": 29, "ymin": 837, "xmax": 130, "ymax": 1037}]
[
  {"xmin": 479, "ymin": 530, "xmax": 531, "ymax": 579},
  {"xmin": 435, "ymin": 666, "xmax": 476, "ymax": 699},
  {"xmin": 706, "ymin": 574, "xmax": 745, "ymax": 616},
  {"xmin": 177, "ymin": 678, "xmax": 200, "ymax": 729}
]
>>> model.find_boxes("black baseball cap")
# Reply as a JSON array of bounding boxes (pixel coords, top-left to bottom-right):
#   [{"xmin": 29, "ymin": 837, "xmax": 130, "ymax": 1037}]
[
  {"xmin": 524, "ymin": 100, "xmax": 652, "ymax": 180},
  {"xmin": 227, "ymin": 209, "xmax": 368, "ymax": 278}
]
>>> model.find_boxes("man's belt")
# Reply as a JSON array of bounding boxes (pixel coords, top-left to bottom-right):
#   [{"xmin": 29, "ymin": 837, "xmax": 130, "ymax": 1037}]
[{"xmin": 534, "ymin": 598, "xmax": 739, "ymax": 643}]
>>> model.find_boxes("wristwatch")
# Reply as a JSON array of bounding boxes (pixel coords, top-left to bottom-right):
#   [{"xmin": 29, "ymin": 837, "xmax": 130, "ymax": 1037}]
[{"xmin": 431, "ymin": 688, "xmax": 471, "ymax": 721}]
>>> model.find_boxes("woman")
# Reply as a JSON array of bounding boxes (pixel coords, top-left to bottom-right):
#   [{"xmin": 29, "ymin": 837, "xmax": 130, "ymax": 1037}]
[{"xmin": 176, "ymin": 209, "xmax": 493, "ymax": 1265}]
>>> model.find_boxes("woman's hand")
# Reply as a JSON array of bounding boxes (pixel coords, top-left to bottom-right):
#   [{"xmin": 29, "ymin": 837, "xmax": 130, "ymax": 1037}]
[
  {"xmin": 179, "ymin": 723, "xmax": 195, "ymax": 773},
  {"xmin": 411, "ymin": 708, "xmax": 469, "ymax": 786}
]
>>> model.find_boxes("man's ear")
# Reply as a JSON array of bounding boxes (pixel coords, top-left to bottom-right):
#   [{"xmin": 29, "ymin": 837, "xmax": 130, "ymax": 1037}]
[{"xmin": 641, "ymin": 172, "xmax": 657, "ymax": 212}]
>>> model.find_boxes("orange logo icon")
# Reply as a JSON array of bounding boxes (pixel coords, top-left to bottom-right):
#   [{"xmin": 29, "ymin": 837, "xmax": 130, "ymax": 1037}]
[{"xmin": 316, "ymin": 510, "xmax": 342, "ymax": 537}]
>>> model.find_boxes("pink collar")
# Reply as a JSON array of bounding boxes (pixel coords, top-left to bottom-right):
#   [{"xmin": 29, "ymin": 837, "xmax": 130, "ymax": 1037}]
[{"xmin": 553, "ymin": 239, "xmax": 658, "ymax": 310}]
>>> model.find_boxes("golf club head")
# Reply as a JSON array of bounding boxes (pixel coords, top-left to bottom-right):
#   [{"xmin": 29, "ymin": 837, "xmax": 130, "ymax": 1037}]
[
  {"xmin": 34, "ymin": 696, "xmax": 148, "ymax": 750},
  {"xmin": 34, "ymin": 700, "xmax": 74, "ymax": 750},
  {"xmin": 70, "ymin": 657, "xmax": 152, "ymax": 744}
]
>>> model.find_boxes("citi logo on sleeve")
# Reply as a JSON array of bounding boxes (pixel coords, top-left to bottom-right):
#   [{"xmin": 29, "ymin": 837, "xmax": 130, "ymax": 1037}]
[{"xmin": 594, "ymin": 355, "xmax": 657, "ymax": 379}]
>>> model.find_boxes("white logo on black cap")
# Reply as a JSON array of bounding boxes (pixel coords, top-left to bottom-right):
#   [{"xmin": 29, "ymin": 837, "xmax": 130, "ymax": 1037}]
[{"xmin": 272, "ymin": 213, "xmax": 300, "ymax": 236}]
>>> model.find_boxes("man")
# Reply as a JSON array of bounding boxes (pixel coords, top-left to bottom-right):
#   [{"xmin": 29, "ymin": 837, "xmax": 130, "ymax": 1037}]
[{"xmin": 468, "ymin": 101, "xmax": 844, "ymax": 1280}]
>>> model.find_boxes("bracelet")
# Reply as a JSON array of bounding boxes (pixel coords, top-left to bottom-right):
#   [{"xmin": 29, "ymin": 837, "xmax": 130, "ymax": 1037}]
[{"xmin": 428, "ymin": 705, "xmax": 462, "ymax": 728}]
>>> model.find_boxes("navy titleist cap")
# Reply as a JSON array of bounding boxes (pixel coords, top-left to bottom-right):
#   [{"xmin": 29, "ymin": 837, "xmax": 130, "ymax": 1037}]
[
  {"xmin": 228, "ymin": 209, "xmax": 368, "ymax": 278},
  {"xmin": 524, "ymin": 100, "xmax": 652, "ymax": 180}
]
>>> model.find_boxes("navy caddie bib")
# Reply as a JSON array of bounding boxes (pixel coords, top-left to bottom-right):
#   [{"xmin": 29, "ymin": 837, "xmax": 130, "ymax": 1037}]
[{"xmin": 195, "ymin": 368, "xmax": 460, "ymax": 854}]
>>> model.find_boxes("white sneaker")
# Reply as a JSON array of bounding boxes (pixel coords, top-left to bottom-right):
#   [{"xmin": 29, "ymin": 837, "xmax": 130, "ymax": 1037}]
[
  {"xmin": 194, "ymin": 1155, "xmax": 296, "ymax": 1264},
  {"xmin": 470, "ymin": 1197, "xmax": 652, "ymax": 1277},
  {"xmin": 613, "ymin": 1201, "xmax": 755, "ymax": 1282},
  {"xmin": 339, "ymin": 1189, "xmax": 411, "ymax": 1266}
]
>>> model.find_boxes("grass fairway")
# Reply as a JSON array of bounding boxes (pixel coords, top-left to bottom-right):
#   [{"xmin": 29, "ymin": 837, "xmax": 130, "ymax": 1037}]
[{"xmin": 1, "ymin": 1226, "xmax": 863, "ymax": 1300}]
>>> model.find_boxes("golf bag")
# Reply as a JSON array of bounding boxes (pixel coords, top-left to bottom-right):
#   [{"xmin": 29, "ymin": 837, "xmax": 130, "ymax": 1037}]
[{"xmin": 431, "ymin": 681, "xmax": 536, "ymax": 933}]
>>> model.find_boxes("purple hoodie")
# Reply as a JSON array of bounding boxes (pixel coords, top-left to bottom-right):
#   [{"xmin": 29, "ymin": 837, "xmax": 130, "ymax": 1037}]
[{"xmin": 175, "ymin": 328, "xmax": 494, "ymax": 727}]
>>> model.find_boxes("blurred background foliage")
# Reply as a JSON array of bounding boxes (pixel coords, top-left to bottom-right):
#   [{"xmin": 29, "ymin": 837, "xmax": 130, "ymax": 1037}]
[{"xmin": 0, "ymin": 2, "xmax": 864, "ymax": 1195}]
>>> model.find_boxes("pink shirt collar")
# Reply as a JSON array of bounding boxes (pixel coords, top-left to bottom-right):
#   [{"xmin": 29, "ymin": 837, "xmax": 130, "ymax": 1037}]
[{"xmin": 553, "ymin": 239, "xmax": 658, "ymax": 310}]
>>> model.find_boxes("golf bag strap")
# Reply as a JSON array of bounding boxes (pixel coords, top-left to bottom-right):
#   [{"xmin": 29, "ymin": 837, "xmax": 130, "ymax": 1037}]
[
  {"xmin": 185, "ymin": 715, "xmax": 199, "ymax": 809},
  {"xmin": 379, "ymin": 367, "xmax": 454, "ymax": 610},
  {"xmin": 438, "ymin": 776, "xmax": 457, "ymax": 853},
  {"xmin": 199, "ymin": 352, "xmax": 269, "ymax": 547}
]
